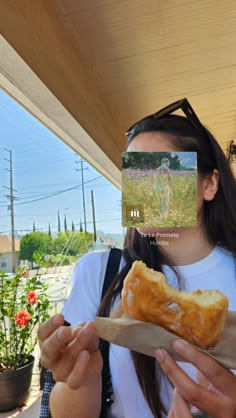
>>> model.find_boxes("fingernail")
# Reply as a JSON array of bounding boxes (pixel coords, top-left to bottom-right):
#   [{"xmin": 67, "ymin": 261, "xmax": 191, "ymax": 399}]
[
  {"xmin": 81, "ymin": 322, "xmax": 94, "ymax": 336},
  {"xmin": 72, "ymin": 326, "xmax": 81, "ymax": 337},
  {"xmin": 191, "ymin": 406, "xmax": 200, "ymax": 413},
  {"xmin": 78, "ymin": 351, "xmax": 89, "ymax": 364},
  {"xmin": 57, "ymin": 327, "xmax": 68, "ymax": 342},
  {"xmin": 173, "ymin": 339, "xmax": 188, "ymax": 353},
  {"xmin": 53, "ymin": 314, "xmax": 62, "ymax": 326},
  {"xmin": 155, "ymin": 349, "xmax": 165, "ymax": 363}
]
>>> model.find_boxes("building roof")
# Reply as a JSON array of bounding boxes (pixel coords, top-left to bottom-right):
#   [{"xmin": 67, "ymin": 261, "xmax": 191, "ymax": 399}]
[
  {"xmin": 0, "ymin": 235, "xmax": 20, "ymax": 254},
  {"xmin": 96, "ymin": 235, "xmax": 117, "ymax": 246},
  {"xmin": 1, "ymin": 1, "xmax": 236, "ymax": 187}
]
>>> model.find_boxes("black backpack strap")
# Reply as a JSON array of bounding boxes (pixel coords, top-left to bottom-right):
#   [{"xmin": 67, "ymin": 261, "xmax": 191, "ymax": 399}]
[
  {"xmin": 99, "ymin": 248, "xmax": 122, "ymax": 418},
  {"xmin": 101, "ymin": 248, "xmax": 122, "ymax": 303}
]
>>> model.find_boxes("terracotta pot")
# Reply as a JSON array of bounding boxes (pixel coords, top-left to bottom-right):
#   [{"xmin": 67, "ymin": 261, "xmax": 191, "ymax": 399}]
[{"xmin": 0, "ymin": 355, "xmax": 34, "ymax": 412}]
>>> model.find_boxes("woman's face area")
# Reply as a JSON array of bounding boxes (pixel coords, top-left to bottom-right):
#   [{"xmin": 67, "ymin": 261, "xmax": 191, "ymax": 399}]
[{"xmin": 126, "ymin": 131, "xmax": 219, "ymax": 236}]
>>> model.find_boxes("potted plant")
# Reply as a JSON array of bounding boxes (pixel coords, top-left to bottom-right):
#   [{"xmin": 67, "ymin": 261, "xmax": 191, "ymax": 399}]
[{"xmin": 0, "ymin": 269, "xmax": 51, "ymax": 412}]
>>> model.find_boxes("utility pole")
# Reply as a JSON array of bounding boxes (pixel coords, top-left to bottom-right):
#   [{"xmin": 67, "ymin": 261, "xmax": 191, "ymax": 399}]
[
  {"xmin": 3, "ymin": 149, "xmax": 17, "ymax": 273},
  {"xmin": 75, "ymin": 156, "xmax": 88, "ymax": 233},
  {"xmin": 91, "ymin": 190, "xmax": 97, "ymax": 245},
  {"xmin": 57, "ymin": 211, "xmax": 61, "ymax": 232}
]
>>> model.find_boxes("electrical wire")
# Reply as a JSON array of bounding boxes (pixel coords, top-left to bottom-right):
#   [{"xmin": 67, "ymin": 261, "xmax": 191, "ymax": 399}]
[
  {"xmin": 0, "ymin": 176, "xmax": 103, "ymax": 207},
  {"xmin": 54, "ymin": 232, "xmax": 79, "ymax": 272},
  {"xmin": 0, "ymin": 218, "xmax": 122, "ymax": 235}
]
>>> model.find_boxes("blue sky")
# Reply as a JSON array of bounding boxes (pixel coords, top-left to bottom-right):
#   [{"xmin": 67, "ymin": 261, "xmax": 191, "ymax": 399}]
[
  {"xmin": 172, "ymin": 152, "xmax": 197, "ymax": 169},
  {"xmin": 0, "ymin": 90, "xmax": 124, "ymax": 237}
]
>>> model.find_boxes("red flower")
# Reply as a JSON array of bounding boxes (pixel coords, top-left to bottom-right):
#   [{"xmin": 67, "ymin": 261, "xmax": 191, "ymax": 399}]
[
  {"xmin": 15, "ymin": 310, "xmax": 31, "ymax": 326},
  {"xmin": 26, "ymin": 291, "xmax": 37, "ymax": 305}
]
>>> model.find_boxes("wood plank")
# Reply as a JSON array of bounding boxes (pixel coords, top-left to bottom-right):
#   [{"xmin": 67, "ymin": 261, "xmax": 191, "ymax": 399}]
[{"xmin": 0, "ymin": 0, "xmax": 126, "ymax": 171}]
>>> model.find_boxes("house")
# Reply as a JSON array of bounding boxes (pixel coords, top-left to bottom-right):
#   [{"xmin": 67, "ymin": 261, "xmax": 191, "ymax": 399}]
[
  {"xmin": 94, "ymin": 235, "xmax": 117, "ymax": 251},
  {"xmin": 0, "ymin": 235, "xmax": 20, "ymax": 273}
]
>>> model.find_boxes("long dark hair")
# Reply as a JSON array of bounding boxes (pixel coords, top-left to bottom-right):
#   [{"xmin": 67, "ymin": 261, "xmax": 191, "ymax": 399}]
[{"xmin": 97, "ymin": 115, "xmax": 236, "ymax": 417}]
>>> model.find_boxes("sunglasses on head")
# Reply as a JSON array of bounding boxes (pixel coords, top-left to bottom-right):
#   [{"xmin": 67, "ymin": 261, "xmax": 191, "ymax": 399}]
[{"xmin": 125, "ymin": 98, "xmax": 206, "ymax": 140}]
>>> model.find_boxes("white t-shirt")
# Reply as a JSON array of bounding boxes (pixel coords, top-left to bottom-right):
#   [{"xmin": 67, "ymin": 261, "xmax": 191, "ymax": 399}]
[{"xmin": 62, "ymin": 247, "xmax": 236, "ymax": 418}]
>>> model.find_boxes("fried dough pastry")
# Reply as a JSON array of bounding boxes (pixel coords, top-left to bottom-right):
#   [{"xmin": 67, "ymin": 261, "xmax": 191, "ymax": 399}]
[{"xmin": 121, "ymin": 260, "xmax": 228, "ymax": 348}]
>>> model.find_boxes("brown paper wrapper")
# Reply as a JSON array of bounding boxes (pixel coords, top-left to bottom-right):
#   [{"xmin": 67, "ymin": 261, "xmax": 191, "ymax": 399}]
[{"xmin": 94, "ymin": 302, "xmax": 236, "ymax": 369}]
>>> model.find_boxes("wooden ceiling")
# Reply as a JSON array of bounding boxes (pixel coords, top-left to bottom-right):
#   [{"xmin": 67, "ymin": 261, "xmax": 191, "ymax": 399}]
[{"xmin": 1, "ymin": 0, "xmax": 236, "ymax": 178}]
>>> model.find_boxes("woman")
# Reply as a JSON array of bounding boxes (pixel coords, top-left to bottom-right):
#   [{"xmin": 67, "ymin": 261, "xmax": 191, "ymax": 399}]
[
  {"xmin": 38, "ymin": 98, "xmax": 236, "ymax": 418},
  {"xmin": 153, "ymin": 157, "xmax": 172, "ymax": 223}
]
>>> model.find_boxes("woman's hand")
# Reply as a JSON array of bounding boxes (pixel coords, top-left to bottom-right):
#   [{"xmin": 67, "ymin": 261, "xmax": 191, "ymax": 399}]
[
  {"xmin": 155, "ymin": 340, "xmax": 236, "ymax": 418},
  {"xmin": 38, "ymin": 314, "xmax": 103, "ymax": 390}
]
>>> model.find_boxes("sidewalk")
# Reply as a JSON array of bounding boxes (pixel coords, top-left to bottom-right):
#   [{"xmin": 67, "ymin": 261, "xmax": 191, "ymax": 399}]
[{"xmin": 0, "ymin": 397, "xmax": 42, "ymax": 418}]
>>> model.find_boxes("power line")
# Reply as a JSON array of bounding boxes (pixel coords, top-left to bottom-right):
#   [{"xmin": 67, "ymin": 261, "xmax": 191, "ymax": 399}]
[
  {"xmin": 0, "ymin": 218, "xmax": 121, "ymax": 235},
  {"xmin": 0, "ymin": 98, "xmax": 58, "ymax": 147},
  {"xmin": 0, "ymin": 176, "xmax": 103, "ymax": 207},
  {"xmin": 10, "ymin": 153, "xmax": 80, "ymax": 166},
  {"xmin": 4, "ymin": 178, "xmax": 92, "ymax": 193},
  {"xmin": 0, "ymin": 207, "xmax": 120, "ymax": 218}
]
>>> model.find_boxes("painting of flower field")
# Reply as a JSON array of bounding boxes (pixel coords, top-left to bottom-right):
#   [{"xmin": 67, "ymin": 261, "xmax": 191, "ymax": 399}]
[{"xmin": 122, "ymin": 151, "xmax": 197, "ymax": 227}]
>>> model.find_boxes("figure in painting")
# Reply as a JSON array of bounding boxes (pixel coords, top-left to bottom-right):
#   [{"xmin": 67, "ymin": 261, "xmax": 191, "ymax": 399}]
[{"xmin": 154, "ymin": 158, "xmax": 172, "ymax": 222}]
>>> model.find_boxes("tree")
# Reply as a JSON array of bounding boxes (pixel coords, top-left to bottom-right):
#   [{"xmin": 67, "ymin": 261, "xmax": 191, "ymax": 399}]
[
  {"xmin": 51, "ymin": 231, "xmax": 93, "ymax": 256},
  {"xmin": 80, "ymin": 218, "xmax": 83, "ymax": 232},
  {"xmin": 33, "ymin": 221, "xmax": 36, "ymax": 232},
  {"xmin": 171, "ymin": 154, "xmax": 182, "ymax": 170},
  {"xmin": 57, "ymin": 211, "xmax": 61, "ymax": 232},
  {"xmin": 68, "ymin": 231, "xmax": 93, "ymax": 256},
  {"xmin": 20, "ymin": 231, "xmax": 52, "ymax": 262},
  {"xmin": 122, "ymin": 151, "xmax": 184, "ymax": 170},
  {"xmin": 64, "ymin": 215, "xmax": 67, "ymax": 232},
  {"xmin": 72, "ymin": 221, "xmax": 75, "ymax": 232},
  {"xmin": 48, "ymin": 223, "xmax": 51, "ymax": 237},
  {"xmin": 51, "ymin": 232, "xmax": 68, "ymax": 255}
]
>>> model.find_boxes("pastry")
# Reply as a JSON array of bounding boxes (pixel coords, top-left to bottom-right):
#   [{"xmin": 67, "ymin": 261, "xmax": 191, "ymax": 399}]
[{"xmin": 121, "ymin": 260, "xmax": 228, "ymax": 348}]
